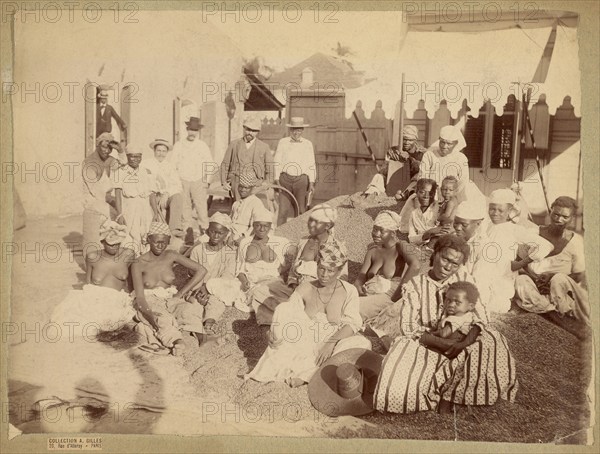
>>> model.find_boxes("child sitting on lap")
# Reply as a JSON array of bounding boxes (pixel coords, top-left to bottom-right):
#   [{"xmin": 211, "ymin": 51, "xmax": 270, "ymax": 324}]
[{"xmin": 419, "ymin": 281, "xmax": 482, "ymax": 356}]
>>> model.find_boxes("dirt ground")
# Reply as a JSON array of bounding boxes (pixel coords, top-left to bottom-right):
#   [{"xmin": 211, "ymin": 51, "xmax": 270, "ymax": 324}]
[{"xmin": 6, "ymin": 194, "xmax": 594, "ymax": 443}]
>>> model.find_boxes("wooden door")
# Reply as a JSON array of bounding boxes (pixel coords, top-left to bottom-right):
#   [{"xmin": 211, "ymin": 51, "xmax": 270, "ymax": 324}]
[
  {"xmin": 481, "ymin": 98, "xmax": 519, "ymax": 194},
  {"xmin": 287, "ymin": 89, "xmax": 346, "ymax": 203}
]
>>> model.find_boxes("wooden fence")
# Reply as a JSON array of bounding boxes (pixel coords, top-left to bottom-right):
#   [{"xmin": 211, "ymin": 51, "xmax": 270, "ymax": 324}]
[{"xmin": 257, "ymin": 94, "xmax": 582, "ymax": 221}]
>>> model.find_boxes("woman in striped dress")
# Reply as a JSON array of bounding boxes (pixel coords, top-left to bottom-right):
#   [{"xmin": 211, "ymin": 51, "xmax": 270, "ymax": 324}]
[{"xmin": 371, "ymin": 235, "xmax": 518, "ymax": 414}]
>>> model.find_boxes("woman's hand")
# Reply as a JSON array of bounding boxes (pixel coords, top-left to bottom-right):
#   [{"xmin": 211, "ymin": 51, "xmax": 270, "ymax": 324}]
[
  {"xmin": 354, "ymin": 282, "xmax": 366, "ymax": 296},
  {"xmin": 238, "ymin": 275, "xmax": 251, "ymax": 292},
  {"xmin": 116, "ymin": 214, "xmax": 126, "ymax": 226},
  {"xmin": 316, "ymin": 340, "xmax": 336, "ymax": 366},
  {"xmin": 444, "ymin": 342, "xmax": 467, "ymax": 359}
]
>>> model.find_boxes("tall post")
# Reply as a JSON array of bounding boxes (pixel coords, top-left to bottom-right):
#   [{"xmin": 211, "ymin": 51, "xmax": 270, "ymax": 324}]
[{"xmin": 398, "ymin": 73, "xmax": 405, "ymax": 149}]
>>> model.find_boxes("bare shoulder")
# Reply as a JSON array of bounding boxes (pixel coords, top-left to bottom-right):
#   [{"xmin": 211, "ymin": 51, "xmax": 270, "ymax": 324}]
[
  {"xmin": 296, "ymin": 281, "xmax": 314, "ymax": 298},
  {"xmin": 85, "ymin": 250, "xmax": 101, "ymax": 263}
]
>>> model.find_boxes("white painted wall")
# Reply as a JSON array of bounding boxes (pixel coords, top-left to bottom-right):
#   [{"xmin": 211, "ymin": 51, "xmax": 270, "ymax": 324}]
[{"xmin": 11, "ymin": 11, "xmax": 244, "ymax": 218}]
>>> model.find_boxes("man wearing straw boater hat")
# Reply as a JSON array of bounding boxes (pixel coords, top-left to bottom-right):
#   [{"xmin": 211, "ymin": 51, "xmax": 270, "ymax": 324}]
[
  {"xmin": 144, "ymin": 138, "xmax": 184, "ymax": 238},
  {"xmin": 273, "ymin": 116, "xmax": 316, "ymax": 225},
  {"xmin": 171, "ymin": 116, "xmax": 213, "ymax": 241},
  {"xmin": 96, "ymin": 88, "xmax": 127, "ymax": 138},
  {"xmin": 220, "ymin": 115, "xmax": 274, "ymax": 201}
]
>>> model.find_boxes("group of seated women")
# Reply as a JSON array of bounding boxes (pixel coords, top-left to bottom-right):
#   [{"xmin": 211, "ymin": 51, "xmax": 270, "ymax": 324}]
[{"xmin": 54, "ymin": 124, "xmax": 587, "ymax": 415}]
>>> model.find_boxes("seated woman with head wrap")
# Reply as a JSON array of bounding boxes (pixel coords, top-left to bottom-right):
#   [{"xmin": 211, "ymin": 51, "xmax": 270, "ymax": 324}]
[
  {"xmin": 473, "ymin": 188, "xmax": 553, "ymax": 313},
  {"xmin": 245, "ymin": 241, "xmax": 372, "ymax": 388},
  {"xmin": 186, "ymin": 212, "xmax": 240, "ymax": 334},
  {"xmin": 234, "ymin": 207, "xmax": 296, "ymax": 324},
  {"xmin": 248, "ymin": 203, "xmax": 346, "ymax": 324},
  {"xmin": 354, "ymin": 210, "xmax": 421, "ymax": 321},
  {"xmin": 51, "ymin": 220, "xmax": 136, "ymax": 333},
  {"xmin": 131, "ymin": 221, "xmax": 208, "ymax": 355},
  {"xmin": 371, "ymin": 235, "xmax": 518, "ymax": 414}
]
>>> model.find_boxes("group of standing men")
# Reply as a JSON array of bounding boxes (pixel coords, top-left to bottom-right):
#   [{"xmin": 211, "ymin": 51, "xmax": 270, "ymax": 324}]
[{"xmin": 82, "ymin": 100, "xmax": 318, "ymax": 256}]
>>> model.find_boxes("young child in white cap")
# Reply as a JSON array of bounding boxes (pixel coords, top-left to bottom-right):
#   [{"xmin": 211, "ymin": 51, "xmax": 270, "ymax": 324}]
[{"xmin": 471, "ymin": 188, "xmax": 553, "ymax": 313}]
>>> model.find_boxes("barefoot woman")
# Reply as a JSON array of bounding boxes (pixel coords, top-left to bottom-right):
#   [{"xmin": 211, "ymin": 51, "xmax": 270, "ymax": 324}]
[
  {"xmin": 245, "ymin": 241, "xmax": 371, "ymax": 387},
  {"xmin": 131, "ymin": 222, "xmax": 207, "ymax": 355},
  {"xmin": 51, "ymin": 221, "xmax": 136, "ymax": 333}
]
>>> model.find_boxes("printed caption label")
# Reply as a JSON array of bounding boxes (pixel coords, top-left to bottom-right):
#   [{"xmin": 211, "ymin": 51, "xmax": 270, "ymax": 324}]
[{"xmin": 48, "ymin": 437, "xmax": 102, "ymax": 450}]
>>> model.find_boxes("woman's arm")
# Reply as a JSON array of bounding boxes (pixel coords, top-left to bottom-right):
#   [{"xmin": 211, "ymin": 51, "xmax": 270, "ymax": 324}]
[
  {"xmin": 237, "ymin": 273, "xmax": 251, "ymax": 292},
  {"xmin": 114, "ymin": 188, "xmax": 125, "ymax": 225},
  {"xmin": 172, "ymin": 252, "xmax": 207, "ymax": 298},
  {"xmin": 391, "ymin": 242, "xmax": 420, "ymax": 301},
  {"xmin": 316, "ymin": 324, "xmax": 355, "ymax": 366},
  {"xmin": 85, "ymin": 254, "xmax": 94, "ymax": 284},
  {"xmin": 444, "ymin": 325, "xmax": 481, "ymax": 359},
  {"xmin": 354, "ymin": 249, "xmax": 374, "ymax": 296},
  {"xmin": 131, "ymin": 261, "xmax": 159, "ymax": 330}
]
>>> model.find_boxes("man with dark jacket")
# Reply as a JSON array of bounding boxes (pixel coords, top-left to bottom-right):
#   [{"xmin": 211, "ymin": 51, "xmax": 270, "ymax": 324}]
[
  {"xmin": 96, "ymin": 89, "xmax": 127, "ymax": 138},
  {"xmin": 220, "ymin": 116, "xmax": 274, "ymax": 201}
]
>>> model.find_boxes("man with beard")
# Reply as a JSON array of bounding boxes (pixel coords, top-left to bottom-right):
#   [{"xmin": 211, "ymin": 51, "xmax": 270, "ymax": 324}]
[
  {"xmin": 514, "ymin": 196, "xmax": 589, "ymax": 324},
  {"xmin": 220, "ymin": 116, "xmax": 274, "ymax": 201}
]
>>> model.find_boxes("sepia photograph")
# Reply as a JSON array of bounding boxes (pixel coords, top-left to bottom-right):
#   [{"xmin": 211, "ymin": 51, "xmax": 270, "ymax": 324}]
[{"xmin": 1, "ymin": 0, "xmax": 597, "ymax": 451}]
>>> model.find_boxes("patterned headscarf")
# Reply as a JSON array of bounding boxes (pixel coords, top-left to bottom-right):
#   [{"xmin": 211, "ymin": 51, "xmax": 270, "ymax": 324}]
[
  {"xmin": 239, "ymin": 172, "xmax": 259, "ymax": 188},
  {"xmin": 209, "ymin": 212, "xmax": 232, "ymax": 230},
  {"xmin": 373, "ymin": 210, "xmax": 401, "ymax": 231},
  {"xmin": 317, "ymin": 240, "xmax": 348, "ymax": 268},
  {"xmin": 310, "ymin": 203, "xmax": 337, "ymax": 224},
  {"xmin": 147, "ymin": 221, "xmax": 171, "ymax": 236},
  {"xmin": 99, "ymin": 220, "xmax": 127, "ymax": 245}
]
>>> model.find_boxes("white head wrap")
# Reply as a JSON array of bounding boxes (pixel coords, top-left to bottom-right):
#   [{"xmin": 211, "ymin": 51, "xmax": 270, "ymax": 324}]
[
  {"xmin": 489, "ymin": 188, "xmax": 516, "ymax": 206},
  {"xmin": 454, "ymin": 201, "xmax": 486, "ymax": 220},
  {"xmin": 433, "ymin": 125, "xmax": 467, "ymax": 152}
]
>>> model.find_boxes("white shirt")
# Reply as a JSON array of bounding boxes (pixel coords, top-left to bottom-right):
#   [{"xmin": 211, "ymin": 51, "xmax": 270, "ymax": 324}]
[
  {"xmin": 472, "ymin": 220, "xmax": 553, "ymax": 312},
  {"xmin": 230, "ymin": 194, "xmax": 265, "ymax": 241},
  {"xmin": 418, "ymin": 148, "xmax": 470, "ymax": 194},
  {"xmin": 528, "ymin": 232, "xmax": 585, "ymax": 276},
  {"xmin": 398, "ymin": 193, "xmax": 420, "ymax": 234},
  {"xmin": 273, "ymin": 137, "xmax": 316, "ymax": 183},
  {"xmin": 409, "ymin": 202, "xmax": 439, "ymax": 244},
  {"xmin": 171, "ymin": 138, "xmax": 213, "ymax": 182},
  {"xmin": 142, "ymin": 157, "xmax": 182, "ymax": 196}
]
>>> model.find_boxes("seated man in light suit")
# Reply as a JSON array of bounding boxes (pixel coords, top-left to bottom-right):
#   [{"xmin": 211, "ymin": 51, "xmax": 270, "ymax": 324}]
[{"xmin": 143, "ymin": 138, "xmax": 184, "ymax": 238}]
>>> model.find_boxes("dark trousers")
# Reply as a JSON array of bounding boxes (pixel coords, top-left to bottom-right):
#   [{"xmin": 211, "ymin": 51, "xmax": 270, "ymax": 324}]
[{"xmin": 278, "ymin": 173, "xmax": 309, "ymax": 225}]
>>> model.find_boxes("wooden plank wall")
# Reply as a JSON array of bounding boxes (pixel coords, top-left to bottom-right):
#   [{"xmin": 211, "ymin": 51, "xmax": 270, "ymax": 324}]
[{"xmin": 255, "ymin": 94, "xmax": 582, "ymax": 224}]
